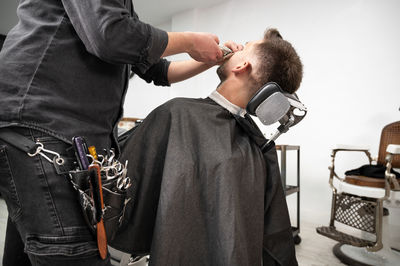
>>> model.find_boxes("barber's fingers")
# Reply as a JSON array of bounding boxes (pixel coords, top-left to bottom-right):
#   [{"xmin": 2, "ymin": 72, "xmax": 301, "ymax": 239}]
[
  {"xmin": 187, "ymin": 32, "xmax": 223, "ymax": 63},
  {"xmin": 214, "ymin": 53, "xmax": 233, "ymax": 65},
  {"xmin": 212, "ymin": 41, "xmax": 243, "ymax": 66},
  {"xmin": 223, "ymin": 41, "xmax": 244, "ymax": 52},
  {"xmin": 212, "ymin": 34, "xmax": 224, "ymax": 61},
  {"xmin": 212, "ymin": 34, "xmax": 220, "ymax": 45}
]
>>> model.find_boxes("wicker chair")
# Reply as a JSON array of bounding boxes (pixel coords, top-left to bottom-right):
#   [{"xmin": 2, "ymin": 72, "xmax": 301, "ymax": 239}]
[{"xmin": 316, "ymin": 121, "xmax": 400, "ymax": 265}]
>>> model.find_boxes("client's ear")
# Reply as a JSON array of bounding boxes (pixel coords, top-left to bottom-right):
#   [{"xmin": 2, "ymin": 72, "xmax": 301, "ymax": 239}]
[{"xmin": 232, "ymin": 61, "xmax": 251, "ymax": 75}]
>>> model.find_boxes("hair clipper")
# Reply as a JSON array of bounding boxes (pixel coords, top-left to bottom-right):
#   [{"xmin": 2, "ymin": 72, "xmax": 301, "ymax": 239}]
[{"xmin": 219, "ymin": 45, "xmax": 233, "ymax": 58}]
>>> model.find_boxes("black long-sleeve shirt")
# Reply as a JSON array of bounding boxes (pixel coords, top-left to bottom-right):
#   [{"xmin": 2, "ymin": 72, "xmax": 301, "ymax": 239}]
[{"xmin": 0, "ymin": 0, "xmax": 170, "ymax": 150}]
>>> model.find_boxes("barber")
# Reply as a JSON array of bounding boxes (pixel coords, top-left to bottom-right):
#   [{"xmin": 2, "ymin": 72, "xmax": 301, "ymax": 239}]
[{"xmin": 0, "ymin": 0, "xmax": 242, "ymax": 265}]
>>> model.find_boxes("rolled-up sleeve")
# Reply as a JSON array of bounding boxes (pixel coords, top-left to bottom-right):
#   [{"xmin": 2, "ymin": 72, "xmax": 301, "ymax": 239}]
[
  {"xmin": 61, "ymin": 0, "xmax": 168, "ymax": 73},
  {"xmin": 132, "ymin": 59, "xmax": 171, "ymax": 86}
]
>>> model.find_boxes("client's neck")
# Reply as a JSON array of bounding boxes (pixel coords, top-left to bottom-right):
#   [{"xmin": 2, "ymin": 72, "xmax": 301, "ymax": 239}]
[{"xmin": 217, "ymin": 79, "xmax": 251, "ymax": 109}]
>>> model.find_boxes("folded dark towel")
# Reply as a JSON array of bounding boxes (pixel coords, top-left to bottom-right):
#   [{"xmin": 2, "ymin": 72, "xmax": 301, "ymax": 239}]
[{"xmin": 345, "ymin": 164, "xmax": 400, "ymax": 179}]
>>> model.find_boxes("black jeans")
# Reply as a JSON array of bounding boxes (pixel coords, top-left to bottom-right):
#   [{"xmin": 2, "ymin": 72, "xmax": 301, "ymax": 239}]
[{"xmin": 0, "ymin": 127, "xmax": 111, "ymax": 265}]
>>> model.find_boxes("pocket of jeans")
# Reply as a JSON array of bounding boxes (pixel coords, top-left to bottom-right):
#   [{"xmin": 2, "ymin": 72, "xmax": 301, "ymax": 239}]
[
  {"xmin": 25, "ymin": 233, "xmax": 99, "ymax": 257},
  {"xmin": 0, "ymin": 145, "xmax": 22, "ymax": 220}
]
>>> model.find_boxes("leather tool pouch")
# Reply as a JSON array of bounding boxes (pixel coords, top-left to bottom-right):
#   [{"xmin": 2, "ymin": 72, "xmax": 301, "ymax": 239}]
[{"xmin": 68, "ymin": 169, "xmax": 132, "ymax": 242}]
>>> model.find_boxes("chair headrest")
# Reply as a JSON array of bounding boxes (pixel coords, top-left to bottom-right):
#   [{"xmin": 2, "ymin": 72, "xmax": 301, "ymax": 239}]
[{"xmin": 246, "ymin": 82, "xmax": 307, "ymax": 126}]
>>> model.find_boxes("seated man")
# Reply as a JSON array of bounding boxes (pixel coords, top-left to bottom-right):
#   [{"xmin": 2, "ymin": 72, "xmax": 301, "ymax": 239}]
[{"xmin": 111, "ymin": 28, "xmax": 303, "ymax": 266}]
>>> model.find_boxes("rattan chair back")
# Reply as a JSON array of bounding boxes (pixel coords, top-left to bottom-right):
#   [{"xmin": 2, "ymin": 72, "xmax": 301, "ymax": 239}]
[{"xmin": 377, "ymin": 121, "xmax": 400, "ymax": 167}]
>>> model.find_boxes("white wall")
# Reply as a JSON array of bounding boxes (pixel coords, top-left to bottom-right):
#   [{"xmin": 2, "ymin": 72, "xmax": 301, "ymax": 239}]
[
  {"xmin": 0, "ymin": 0, "xmax": 18, "ymax": 35},
  {"xmin": 124, "ymin": 0, "xmax": 400, "ymax": 224}
]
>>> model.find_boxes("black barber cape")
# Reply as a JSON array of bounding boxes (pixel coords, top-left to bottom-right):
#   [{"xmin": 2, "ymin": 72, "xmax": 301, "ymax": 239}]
[{"xmin": 110, "ymin": 97, "xmax": 297, "ymax": 266}]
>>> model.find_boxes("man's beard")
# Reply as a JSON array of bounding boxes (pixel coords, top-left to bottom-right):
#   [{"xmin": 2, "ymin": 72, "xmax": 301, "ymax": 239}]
[{"xmin": 216, "ymin": 62, "xmax": 228, "ymax": 88}]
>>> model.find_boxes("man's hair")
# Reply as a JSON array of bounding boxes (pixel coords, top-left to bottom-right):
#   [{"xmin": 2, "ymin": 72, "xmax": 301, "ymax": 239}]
[{"xmin": 252, "ymin": 28, "xmax": 303, "ymax": 94}]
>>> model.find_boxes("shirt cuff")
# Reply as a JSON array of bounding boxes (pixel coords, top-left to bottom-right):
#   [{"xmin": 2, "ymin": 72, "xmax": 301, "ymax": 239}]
[
  {"xmin": 156, "ymin": 59, "xmax": 171, "ymax": 86},
  {"xmin": 135, "ymin": 25, "xmax": 168, "ymax": 74}
]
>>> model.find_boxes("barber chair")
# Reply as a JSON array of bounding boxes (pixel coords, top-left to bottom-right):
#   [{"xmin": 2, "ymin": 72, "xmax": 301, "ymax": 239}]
[
  {"xmin": 316, "ymin": 121, "xmax": 400, "ymax": 265},
  {"xmin": 109, "ymin": 246, "xmax": 148, "ymax": 266},
  {"xmin": 118, "ymin": 117, "xmax": 143, "ymax": 135},
  {"xmin": 106, "ymin": 117, "xmax": 147, "ymax": 266}
]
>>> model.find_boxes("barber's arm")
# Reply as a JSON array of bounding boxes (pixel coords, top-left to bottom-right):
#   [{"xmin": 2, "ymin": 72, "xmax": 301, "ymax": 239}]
[
  {"xmin": 167, "ymin": 60, "xmax": 213, "ymax": 84},
  {"xmin": 131, "ymin": 59, "xmax": 171, "ymax": 86},
  {"xmin": 131, "ymin": 59, "xmax": 210, "ymax": 85},
  {"xmin": 61, "ymin": 0, "xmax": 223, "ymax": 73},
  {"xmin": 61, "ymin": 0, "xmax": 166, "ymax": 73},
  {"xmin": 131, "ymin": 38, "xmax": 244, "ymax": 85},
  {"xmin": 167, "ymin": 41, "xmax": 244, "ymax": 83},
  {"xmin": 162, "ymin": 32, "xmax": 222, "ymax": 63}
]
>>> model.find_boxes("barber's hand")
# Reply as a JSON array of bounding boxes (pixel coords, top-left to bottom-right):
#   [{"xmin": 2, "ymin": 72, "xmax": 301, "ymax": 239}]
[
  {"xmin": 223, "ymin": 41, "xmax": 244, "ymax": 53},
  {"xmin": 186, "ymin": 32, "xmax": 223, "ymax": 63},
  {"xmin": 214, "ymin": 41, "xmax": 244, "ymax": 65}
]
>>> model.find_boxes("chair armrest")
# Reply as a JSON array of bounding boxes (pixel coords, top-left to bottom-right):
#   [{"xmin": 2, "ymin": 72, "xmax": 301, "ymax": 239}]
[
  {"xmin": 387, "ymin": 144, "xmax": 400, "ymax": 155},
  {"xmin": 331, "ymin": 144, "xmax": 373, "ymax": 163},
  {"xmin": 385, "ymin": 144, "xmax": 400, "ymax": 193},
  {"xmin": 333, "ymin": 144, "xmax": 370, "ymax": 152},
  {"xmin": 328, "ymin": 145, "xmax": 373, "ymax": 191}
]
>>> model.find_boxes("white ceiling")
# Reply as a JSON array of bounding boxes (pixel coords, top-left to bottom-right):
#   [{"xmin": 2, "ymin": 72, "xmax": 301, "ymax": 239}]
[{"xmin": 134, "ymin": 0, "xmax": 227, "ymax": 26}]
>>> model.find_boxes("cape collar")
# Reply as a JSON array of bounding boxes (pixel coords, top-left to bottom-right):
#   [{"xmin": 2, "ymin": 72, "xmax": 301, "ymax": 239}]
[{"xmin": 209, "ymin": 90, "xmax": 247, "ymax": 118}]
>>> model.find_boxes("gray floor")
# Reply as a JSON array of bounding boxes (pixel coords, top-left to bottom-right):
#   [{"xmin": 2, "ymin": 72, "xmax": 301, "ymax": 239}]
[
  {"xmin": 0, "ymin": 198, "xmax": 344, "ymax": 265},
  {"xmin": 295, "ymin": 221, "xmax": 345, "ymax": 265}
]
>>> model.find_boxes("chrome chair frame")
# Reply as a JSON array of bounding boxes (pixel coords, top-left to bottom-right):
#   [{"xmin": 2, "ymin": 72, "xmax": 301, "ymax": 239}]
[{"xmin": 317, "ymin": 121, "xmax": 400, "ymax": 253}]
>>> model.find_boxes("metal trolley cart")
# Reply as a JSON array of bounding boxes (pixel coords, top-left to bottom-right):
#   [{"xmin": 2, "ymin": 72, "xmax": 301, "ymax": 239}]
[{"xmin": 276, "ymin": 145, "xmax": 301, "ymax": 244}]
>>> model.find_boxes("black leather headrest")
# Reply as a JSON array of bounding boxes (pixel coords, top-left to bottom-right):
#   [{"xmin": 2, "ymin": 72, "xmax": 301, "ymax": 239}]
[{"xmin": 246, "ymin": 82, "xmax": 283, "ymax": 115}]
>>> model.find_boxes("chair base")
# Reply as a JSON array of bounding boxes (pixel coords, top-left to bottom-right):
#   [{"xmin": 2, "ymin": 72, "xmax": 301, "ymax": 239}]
[
  {"xmin": 333, "ymin": 243, "xmax": 400, "ymax": 266},
  {"xmin": 316, "ymin": 226, "xmax": 375, "ymax": 247}
]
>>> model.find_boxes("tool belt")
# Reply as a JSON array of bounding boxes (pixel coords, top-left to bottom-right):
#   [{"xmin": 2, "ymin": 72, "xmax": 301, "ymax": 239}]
[
  {"xmin": 67, "ymin": 150, "xmax": 132, "ymax": 241},
  {"xmin": 0, "ymin": 128, "xmax": 133, "ymax": 260}
]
